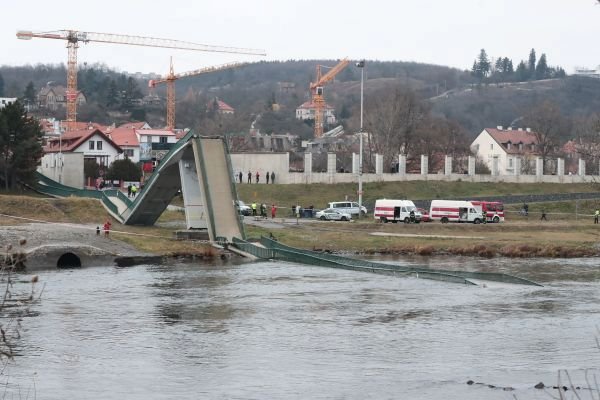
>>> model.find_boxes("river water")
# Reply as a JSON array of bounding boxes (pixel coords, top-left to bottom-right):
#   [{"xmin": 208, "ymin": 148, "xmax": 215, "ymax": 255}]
[{"xmin": 5, "ymin": 256, "xmax": 600, "ymax": 399}]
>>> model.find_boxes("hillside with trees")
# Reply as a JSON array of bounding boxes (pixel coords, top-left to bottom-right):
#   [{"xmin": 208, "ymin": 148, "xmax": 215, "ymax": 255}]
[{"xmin": 1, "ymin": 54, "xmax": 599, "ymax": 146}]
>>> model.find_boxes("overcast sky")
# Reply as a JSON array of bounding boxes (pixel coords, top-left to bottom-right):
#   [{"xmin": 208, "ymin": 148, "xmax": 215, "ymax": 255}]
[{"xmin": 2, "ymin": 0, "xmax": 599, "ymax": 76}]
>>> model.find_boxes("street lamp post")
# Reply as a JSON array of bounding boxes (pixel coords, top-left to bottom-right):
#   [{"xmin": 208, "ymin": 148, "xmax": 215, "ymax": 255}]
[{"xmin": 356, "ymin": 60, "xmax": 365, "ymax": 217}]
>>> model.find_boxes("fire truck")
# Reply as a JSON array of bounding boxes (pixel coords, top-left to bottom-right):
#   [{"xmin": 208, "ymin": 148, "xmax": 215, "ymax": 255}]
[{"xmin": 469, "ymin": 201, "xmax": 504, "ymax": 223}]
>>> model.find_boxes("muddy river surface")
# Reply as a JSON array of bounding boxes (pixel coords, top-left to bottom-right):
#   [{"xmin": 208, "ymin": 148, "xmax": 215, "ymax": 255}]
[{"xmin": 6, "ymin": 256, "xmax": 600, "ymax": 399}]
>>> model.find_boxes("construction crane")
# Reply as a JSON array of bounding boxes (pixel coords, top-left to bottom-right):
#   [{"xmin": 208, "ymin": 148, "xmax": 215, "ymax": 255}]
[
  {"xmin": 149, "ymin": 58, "xmax": 248, "ymax": 130},
  {"xmin": 16, "ymin": 29, "xmax": 265, "ymax": 130},
  {"xmin": 309, "ymin": 58, "xmax": 350, "ymax": 138}
]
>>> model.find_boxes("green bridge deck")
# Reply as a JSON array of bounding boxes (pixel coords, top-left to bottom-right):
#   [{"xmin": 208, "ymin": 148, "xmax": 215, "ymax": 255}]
[{"xmin": 232, "ymin": 236, "xmax": 543, "ymax": 287}]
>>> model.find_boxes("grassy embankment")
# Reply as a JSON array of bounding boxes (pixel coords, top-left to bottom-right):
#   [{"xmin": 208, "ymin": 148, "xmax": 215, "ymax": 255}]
[
  {"xmin": 237, "ymin": 181, "xmax": 600, "ymax": 257},
  {"xmin": 0, "ymin": 195, "xmax": 213, "ymax": 257},
  {"xmin": 3, "ymin": 179, "xmax": 600, "ymax": 257}
]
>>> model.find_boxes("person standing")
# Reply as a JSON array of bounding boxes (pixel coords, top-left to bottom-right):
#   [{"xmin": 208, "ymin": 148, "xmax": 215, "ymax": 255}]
[
  {"xmin": 540, "ymin": 209, "xmax": 547, "ymax": 221},
  {"xmin": 260, "ymin": 203, "xmax": 267, "ymax": 218},
  {"xmin": 255, "ymin": 171, "xmax": 260, "ymax": 184},
  {"xmin": 238, "ymin": 171, "xmax": 243, "ymax": 184},
  {"xmin": 131, "ymin": 185, "xmax": 138, "ymax": 198},
  {"xmin": 103, "ymin": 220, "xmax": 111, "ymax": 237},
  {"xmin": 270, "ymin": 171, "xmax": 275, "ymax": 184},
  {"xmin": 247, "ymin": 171, "xmax": 252, "ymax": 184},
  {"xmin": 266, "ymin": 172, "xmax": 270, "ymax": 184},
  {"xmin": 271, "ymin": 204, "xmax": 277, "ymax": 219},
  {"xmin": 595, "ymin": 209, "xmax": 599, "ymax": 224},
  {"xmin": 251, "ymin": 202, "xmax": 257, "ymax": 217},
  {"xmin": 127, "ymin": 184, "xmax": 132, "ymax": 198}
]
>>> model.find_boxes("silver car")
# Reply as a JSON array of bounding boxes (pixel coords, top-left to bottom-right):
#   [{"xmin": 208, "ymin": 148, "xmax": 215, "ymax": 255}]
[{"xmin": 315, "ymin": 208, "xmax": 352, "ymax": 221}]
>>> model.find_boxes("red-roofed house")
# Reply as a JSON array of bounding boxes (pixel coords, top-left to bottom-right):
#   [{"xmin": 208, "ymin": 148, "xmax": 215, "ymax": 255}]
[
  {"xmin": 295, "ymin": 101, "xmax": 336, "ymax": 124},
  {"xmin": 108, "ymin": 127, "xmax": 140, "ymax": 161},
  {"xmin": 40, "ymin": 129, "xmax": 123, "ymax": 188},
  {"xmin": 44, "ymin": 128, "xmax": 123, "ymax": 167},
  {"xmin": 108, "ymin": 128, "xmax": 176, "ymax": 163},
  {"xmin": 118, "ymin": 121, "xmax": 152, "ymax": 130},
  {"xmin": 207, "ymin": 98, "xmax": 235, "ymax": 115},
  {"xmin": 471, "ymin": 126, "xmax": 540, "ymax": 174}
]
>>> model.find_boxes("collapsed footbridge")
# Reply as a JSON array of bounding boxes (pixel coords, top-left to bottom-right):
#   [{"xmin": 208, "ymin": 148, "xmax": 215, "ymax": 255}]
[
  {"xmin": 34, "ymin": 133, "xmax": 541, "ymax": 287},
  {"xmin": 35, "ymin": 131, "xmax": 245, "ymax": 242}
]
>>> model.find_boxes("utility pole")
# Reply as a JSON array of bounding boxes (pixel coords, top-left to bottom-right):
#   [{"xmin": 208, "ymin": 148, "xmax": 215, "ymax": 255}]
[{"xmin": 356, "ymin": 60, "xmax": 365, "ymax": 217}]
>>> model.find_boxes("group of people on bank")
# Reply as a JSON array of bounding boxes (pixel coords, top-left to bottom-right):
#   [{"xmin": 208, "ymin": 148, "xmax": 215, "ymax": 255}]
[
  {"xmin": 250, "ymin": 202, "xmax": 277, "ymax": 219},
  {"xmin": 238, "ymin": 171, "xmax": 276, "ymax": 184}
]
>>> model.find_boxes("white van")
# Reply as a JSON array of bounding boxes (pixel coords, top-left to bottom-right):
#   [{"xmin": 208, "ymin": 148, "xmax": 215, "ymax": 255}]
[
  {"xmin": 429, "ymin": 200, "xmax": 484, "ymax": 224},
  {"xmin": 374, "ymin": 199, "xmax": 422, "ymax": 223},
  {"xmin": 328, "ymin": 201, "xmax": 368, "ymax": 216}
]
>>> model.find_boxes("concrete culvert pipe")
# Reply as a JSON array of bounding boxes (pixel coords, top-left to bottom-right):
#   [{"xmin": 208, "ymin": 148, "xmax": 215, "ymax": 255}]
[{"xmin": 57, "ymin": 252, "xmax": 82, "ymax": 268}]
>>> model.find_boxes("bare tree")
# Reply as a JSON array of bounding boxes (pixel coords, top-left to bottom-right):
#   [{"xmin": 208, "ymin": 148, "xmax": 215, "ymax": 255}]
[
  {"xmin": 523, "ymin": 100, "xmax": 566, "ymax": 174},
  {"xmin": 363, "ymin": 86, "xmax": 428, "ymax": 167}
]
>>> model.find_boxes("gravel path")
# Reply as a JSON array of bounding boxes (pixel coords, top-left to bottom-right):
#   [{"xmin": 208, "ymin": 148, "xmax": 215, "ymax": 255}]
[{"xmin": 0, "ymin": 223, "xmax": 151, "ymax": 257}]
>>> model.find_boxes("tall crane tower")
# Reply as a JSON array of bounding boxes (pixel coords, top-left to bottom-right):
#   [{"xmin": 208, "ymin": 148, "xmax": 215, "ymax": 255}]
[
  {"xmin": 309, "ymin": 58, "xmax": 350, "ymax": 138},
  {"xmin": 16, "ymin": 29, "xmax": 265, "ymax": 130},
  {"xmin": 149, "ymin": 59, "xmax": 248, "ymax": 130}
]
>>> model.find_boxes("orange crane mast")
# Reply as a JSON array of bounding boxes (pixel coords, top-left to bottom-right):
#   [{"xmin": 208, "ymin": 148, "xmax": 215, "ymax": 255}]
[
  {"xmin": 17, "ymin": 29, "xmax": 265, "ymax": 130},
  {"xmin": 149, "ymin": 59, "xmax": 248, "ymax": 130},
  {"xmin": 309, "ymin": 58, "xmax": 350, "ymax": 138}
]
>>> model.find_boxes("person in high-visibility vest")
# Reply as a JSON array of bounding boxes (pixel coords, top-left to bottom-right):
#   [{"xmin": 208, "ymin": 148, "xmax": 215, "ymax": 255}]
[{"xmin": 251, "ymin": 202, "xmax": 257, "ymax": 216}]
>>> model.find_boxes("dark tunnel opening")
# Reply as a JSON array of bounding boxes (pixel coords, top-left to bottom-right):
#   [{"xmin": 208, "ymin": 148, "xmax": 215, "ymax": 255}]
[{"xmin": 57, "ymin": 252, "xmax": 82, "ymax": 268}]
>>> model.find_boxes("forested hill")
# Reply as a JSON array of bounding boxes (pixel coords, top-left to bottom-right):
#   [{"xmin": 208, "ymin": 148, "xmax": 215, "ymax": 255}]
[{"xmin": 2, "ymin": 60, "xmax": 600, "ymax": 138}]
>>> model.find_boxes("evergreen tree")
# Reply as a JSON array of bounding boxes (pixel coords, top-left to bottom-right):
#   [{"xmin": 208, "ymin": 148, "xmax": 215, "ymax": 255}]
[
  {"xmin": 507, "ymin": 59, "xmax": 514, "ymax": 74},
  {"xmin": 107, "ymin": 80, "xmax": 120, "ymax": 108},
  {"xmin": 23, "ymin": 81, "xmax": 36, "ymax": 106},
  {"xmin": 528, "ymin": 48, "xmax": 537, "ymax": 79},
  {"xmin": 515, "ymin": 61, "xmax": 528, "ymax": 82},
  {"xmin": 535, "ymin": 53, "xmax": 549, "ymax": 80},
  {"xmin": 476, "ymin": 49, "xmax": 491, "ymax": 78},
  {"xmin": 471, "ymin": 60, "xmax": 479, "ymax": 77},
  {"xmin": 0, "ymin": 73, "xmax": 4, "ymax": 97},
  {"xmin": 494, "ymin": 58, "xmax": 503, "ymax": 74},
  {"xmin": 105, "ymin": 158, "xmax": 141, "ymax": 181},
  {"xmin": 84, "ymin": 159, "xmax": 100, "ymax": 180},
  {"xmin": 0, "ymin": 101, "xmax": 44, "ymax": 189}
]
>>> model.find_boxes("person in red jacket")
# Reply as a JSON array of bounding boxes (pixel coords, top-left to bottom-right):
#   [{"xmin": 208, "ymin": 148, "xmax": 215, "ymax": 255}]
[{"xmin": 271, "ymin": 204, "xmax": 277, "ymax": 219}]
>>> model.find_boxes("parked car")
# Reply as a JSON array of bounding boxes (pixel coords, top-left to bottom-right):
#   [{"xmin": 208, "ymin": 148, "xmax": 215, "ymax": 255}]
[
  {"xmin": 235, "ymin": 200, "xmax": 252, "ymax": 216},
  {"xmin": 417, "ymin": 207, "xmax": 432, "ymax": 222},
  {"xmin": 315, "ymin": 208, "xmax": 352, "ymax": 221},
  {"xmin": 327, "ymin": 201, "xmax": 368, "ymax": 216}
]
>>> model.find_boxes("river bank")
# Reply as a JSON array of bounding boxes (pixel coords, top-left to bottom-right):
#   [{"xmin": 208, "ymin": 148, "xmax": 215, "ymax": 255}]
[
  {"xmin": 2, "ymin": 194, "xmax": 600, "ymax": 263},
  {"xmin": 243, "ymin": 216, "xmax": 600, "ymax": 258}
]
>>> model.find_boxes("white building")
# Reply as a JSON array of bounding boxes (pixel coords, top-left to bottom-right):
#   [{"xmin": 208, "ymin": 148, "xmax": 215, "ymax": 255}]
[
  {"xmin": 44, "ymin": 128, "xmax": 123, "ymax": 168},
  {"xmin": 470, "ymin": 126, "xmax": 539, "ymax": 175},
  {"xmin": 0, "ymin": 97, "xmax": 17, "ymax": 109},
  {"xmin": 295, "ymin": 101, "xmax": 336, "ymax": 124},
  {"xmin": 573, "ymin": 66, "xmax": 600, "ymax": 79}
]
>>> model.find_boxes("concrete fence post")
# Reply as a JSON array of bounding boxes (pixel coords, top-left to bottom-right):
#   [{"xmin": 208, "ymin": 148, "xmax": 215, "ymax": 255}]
[
  {"xmin": 352, "ymin": 153, "xmax": 359, "ymax": 174},
  {"xmin": 421, "ymin": 155, "xmax": 428, "ymax": 175},
  {"xmin": 514, "ymin": 157, "xmax": 521, "ymax": 176},
  {"xmin": 375, "ymin": 154, "xmax": 383, "ymax": 175},
  {"xmin": 557, "ymin": 158, "xmax": 564, "ymax": 176},
  {"xmin": 327, "ymin": 152, "xmax": 336, "ymax": 174},
  {"xmin": 398, "ymin": 154, "xmax": 406, "ymax": 176},
  {"xmin": 445, "ymin": 155, "xmax": 452, "ymax": 176},
  {"xmin": 468, "ymin": 156, "xmax": 475, "ymax": 176},
  {"xmin": 578, "ymin": 158, "xmax": 586, "ymax": 176},
  {"xmin": 492, "ymin": 155, "xmax": 499, "ymax": 176},
  {"xmin": 536, "ymin": 157, "xmax": 543, "ymax": 177},
  {"xmin": 304, "ymin": 152, "xmax": 312, "ymax": 183}
]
